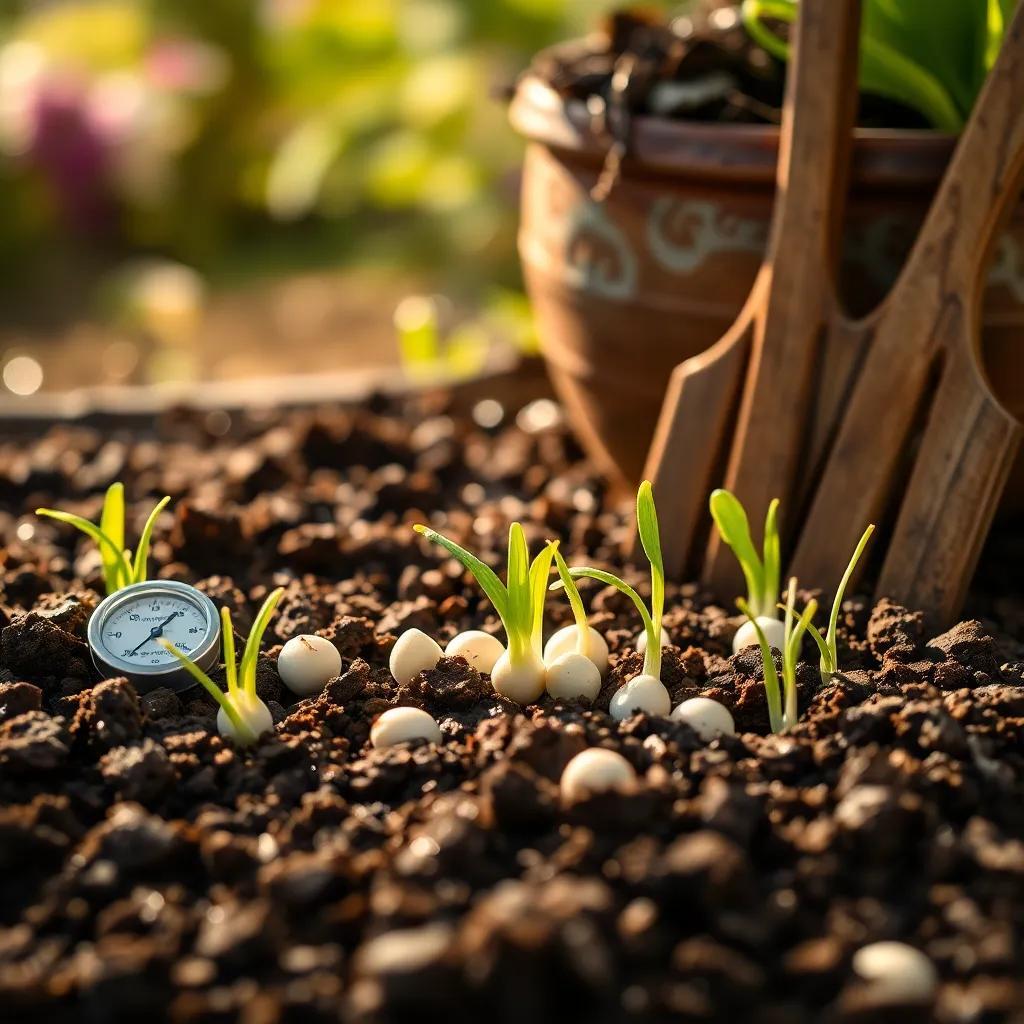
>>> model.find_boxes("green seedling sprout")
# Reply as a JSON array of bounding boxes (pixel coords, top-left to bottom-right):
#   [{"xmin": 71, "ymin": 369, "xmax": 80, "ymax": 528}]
[
  {"xmin": 553, "ymin": 482, "xmax": 671, "ymax": 719},
  {"xmin": 37, "ymin": 482, "xmax": 170, "ymax": 595},
  {"xmin": 802, "ymin": 524, "xmax": 875, "ymax": 685},
  {"xmin": 551, "ymin": 547, "xmax": 596, "ymax": 662},
  {"xmin": 413, "ymin": 522, "xmax": 557, "ymax": 703},
  {"xmin": 160, "ymin": 587, "xmax": 284, "ymax": 746},
  {"xmin": 709, "ymin": 488, "xmax": 780, "ymax": 621},
  {"xmin": 739, "ymin": 578, "xmax": 817, "ymax": 733}
]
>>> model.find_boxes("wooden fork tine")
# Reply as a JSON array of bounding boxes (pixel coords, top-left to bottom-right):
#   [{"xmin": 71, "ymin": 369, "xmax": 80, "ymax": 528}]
[
  {"xmin": 643, "ymin": 276, "xmax": 764, "ymax": 579},
  {"xmin": 794, "ymin": 1, "xmax": 1024, "ymax": 611},
  {"xmin": 702, "ymin": 0, "xmax": 862, "ymax": 596},
  {"xmin": 649, "ymin": 0, "xmax": 861, "ymax": 583},
  {"xmin": 877, "ymin": 352, "xmax": 1020, "ymax": 627}
]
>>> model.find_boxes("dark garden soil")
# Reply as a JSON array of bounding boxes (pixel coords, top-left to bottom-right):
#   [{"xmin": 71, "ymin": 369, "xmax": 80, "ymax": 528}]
[
  {"xmin": 530, "ymin": 5, "xmax": 929, "ymax": 130},
  {"xmin": 1, "ymin": 374, "xmax": 1024, "ymax": 1023}
]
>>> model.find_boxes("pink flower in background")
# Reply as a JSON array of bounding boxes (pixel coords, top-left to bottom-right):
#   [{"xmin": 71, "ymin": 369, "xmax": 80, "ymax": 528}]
[
  {"xmin": 26, "ymin": 71, "xmax": 115, "ymax": 235},
  {"xmin": 146, "ymin": 38, "xmax": 229, "ymax": 95}
]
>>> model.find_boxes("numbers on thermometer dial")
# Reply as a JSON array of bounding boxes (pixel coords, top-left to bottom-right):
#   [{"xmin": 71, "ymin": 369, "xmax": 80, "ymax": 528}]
[{"xmin": 102, "ymin": 595, "xmax": 209, "ymax": 667}]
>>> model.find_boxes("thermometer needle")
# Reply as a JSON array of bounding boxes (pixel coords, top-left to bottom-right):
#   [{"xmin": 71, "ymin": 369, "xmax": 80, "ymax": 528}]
[{"xmin": 129, "ymin": 612, "xmax": 179, "ymax": 655}]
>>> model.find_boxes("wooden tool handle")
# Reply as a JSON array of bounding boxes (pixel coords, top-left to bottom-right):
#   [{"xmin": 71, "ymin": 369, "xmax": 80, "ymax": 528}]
[
  {"xmin": 793, "ymin": 4, "xmax": 1024, "ymax": 616},
  {"xmin": 704, "ymin": 0, "xmax": 862, "ymax": 594}
]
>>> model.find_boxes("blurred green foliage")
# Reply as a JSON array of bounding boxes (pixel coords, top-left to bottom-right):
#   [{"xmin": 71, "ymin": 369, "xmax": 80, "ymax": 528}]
[{"xmin": 0, "ymin": 0, "xmax": 615, "ymax": 302}]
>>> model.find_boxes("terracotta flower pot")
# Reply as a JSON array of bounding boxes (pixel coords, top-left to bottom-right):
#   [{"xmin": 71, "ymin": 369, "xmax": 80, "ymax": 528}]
[{"xmin": 510, "ymin": 58, "xmax": 1024, "ymax": 510}]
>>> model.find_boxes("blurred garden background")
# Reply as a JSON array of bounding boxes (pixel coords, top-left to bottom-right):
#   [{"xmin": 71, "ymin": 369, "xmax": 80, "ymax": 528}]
[{"xmin": 0, "ymin": 0, "xmax": 613, "ymax": 400}]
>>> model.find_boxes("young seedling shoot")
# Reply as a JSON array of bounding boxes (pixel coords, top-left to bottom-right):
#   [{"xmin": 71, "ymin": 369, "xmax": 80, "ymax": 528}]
[
  {"xmin": 804, "ymin": 524, "xmax": 875, "ymax": 685},
  {"xmin": 557, "ymin": 482, "xmax": 670, "ymax": 721},
  {"xmin": 560, "ymin": 748, "xmax": 636, "ymax": 804},
  {"xmin": 544, "ymin": 549, "xmax": 603, "ymax": 701},
  {"xmin": 371, "ymin": 706, "xmax": 443, "ymax": 749},
  {"xmin": 709, "ymin": 488, "xmax": 784, "ymax": 654},
  {"xmin": 161, "ymin": 587, "xmax": 284, "ymax": 746},
  {"xmin": 36, "ymin": 482, "xmax": 170, "ymax": 595},
  {"xmin": 277, "ymin": 634, "xmax": 342, "ymax": 696},
  {"xmin": 413, "ymin": 522, "xmax": 557, "ymax": 703},
  {"xmin": 738, "ymin": 578, "xmax": 817, "ymax": 733},
  {"xmin": 542, "ymin": 564, "xmax": 609, "ymax": 676}
]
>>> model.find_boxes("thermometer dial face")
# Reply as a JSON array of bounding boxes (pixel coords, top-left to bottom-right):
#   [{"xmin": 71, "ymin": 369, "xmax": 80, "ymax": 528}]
[{"xmin": 88, "ymin": 581, "xmax": 221, "ymax": 694}]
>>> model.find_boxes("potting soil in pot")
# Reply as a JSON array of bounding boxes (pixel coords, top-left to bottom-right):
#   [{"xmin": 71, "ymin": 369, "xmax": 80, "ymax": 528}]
[{"xmin": 1, "ymin": 384, "xmax": 1023, "ymax": 1022}]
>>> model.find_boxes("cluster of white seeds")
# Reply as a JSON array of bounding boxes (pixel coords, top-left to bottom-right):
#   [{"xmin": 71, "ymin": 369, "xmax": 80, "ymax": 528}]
[
  {"xmin": 542, "ymin": 623, "xmax": 609, "ymax": 702},
  {"xmin": 385, "ymin": 624, "xmax": 737, "ymax": 739}
]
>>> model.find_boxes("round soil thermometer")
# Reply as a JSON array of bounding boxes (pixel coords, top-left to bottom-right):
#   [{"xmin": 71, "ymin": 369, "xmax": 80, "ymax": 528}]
[{"xmin": 88, "ymin": 580, "xmax": 220, "ymax": 694}]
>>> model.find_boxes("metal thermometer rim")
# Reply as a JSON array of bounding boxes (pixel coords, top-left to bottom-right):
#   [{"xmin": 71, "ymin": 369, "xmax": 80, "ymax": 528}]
[{"xmin": 88, "ymin": 580, "xmax": 221, "ymax": 694}]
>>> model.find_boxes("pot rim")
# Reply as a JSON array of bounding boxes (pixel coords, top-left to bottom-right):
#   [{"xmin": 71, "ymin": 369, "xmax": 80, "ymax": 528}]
[{"xmin": 510, "ymin": 43, "xmax": 958, "ymax": 188}]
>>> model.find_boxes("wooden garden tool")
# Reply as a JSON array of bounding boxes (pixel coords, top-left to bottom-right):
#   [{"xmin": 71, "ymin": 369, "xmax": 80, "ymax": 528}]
[{"xmin": 643, "ymin": 0, "xmax": 1024, "ymax": 626}]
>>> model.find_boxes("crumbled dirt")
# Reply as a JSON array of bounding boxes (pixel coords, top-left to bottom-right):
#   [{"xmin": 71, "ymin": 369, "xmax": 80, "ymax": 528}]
[
  {"xmin": 1, "ymin": 380, "xmax": 1023, "ymax": 1022},
  {"xmin": 527, "ymin": 4, "xmax": 930, "ymax": 131}
]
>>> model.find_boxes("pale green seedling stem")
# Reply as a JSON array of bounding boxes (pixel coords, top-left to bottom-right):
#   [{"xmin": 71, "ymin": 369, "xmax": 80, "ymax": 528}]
[
  {"xmin": 414, "ymin": 523, "xmax": 556, "ymax": 666},
  {"xmin": 740, "ymin": 576, "xmax": 818, "ymax": 733},
  {"xmin": 556, "ymin": 481, "xmax": 665, "ymax": 680},
  {"xmin": 552, "ymin": 547, "xmax": 592, "ymax": 659},
  {"xmin": 159, "ymin": 586, "xmax": 284, "ymax": 747},
  {"xmin": 709, "ymin": 489, "xmax": 780, "ymax": 619},
  {"xmin": 36, "ymin": 484, "xmax": 171, "ymax": 594},
  {"xmin": 797, "ymin": 524, "xmax": 875, "ymax": 684}
]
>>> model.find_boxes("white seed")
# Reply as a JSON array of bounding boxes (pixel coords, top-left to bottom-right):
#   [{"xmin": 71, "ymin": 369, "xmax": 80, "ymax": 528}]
[
  {"xmin": 370, "ymin": 706, "xmax": 443, "ymax": 749},
  {"xmin": 635, "ymin": 626, "xmax": 670, "ymax": 655},
  {"xmin": 732, "ymin": 615, "xmax": 787, "ymax": 654},
  {"xmin": 546, "ymin": 652, "xmax": 602, "ymax": 701},
  {"xmin": 389, "ymin": 628, "xmax": 443, "ymax": 685},
  {"xmin": 277, "ymin": 634, "xmax": 342, "ymax": 695},
  {"xmin": 543, "ymin": 624, "xmax": 609, "ymax": 676},
  {"xmin": 490, "ymin": 648, "xmax": 547, "ymax": 704},
  {"xmin": 851, "ymin": 942, "xmax": 938, "ymax": 1003},
  {"xmin": 671, "ymin": 697, "xmax": 735, "ymax": 740},
  {"xmin": 609, "ymin": 673, "xmax": 671, "ymax": 721},
  {"xmin": 217, "ymin": 693, "xmax": 273, "ymax": 745},
  {"xmin": 560, "ymin": 748, "xmax": 636, "ymax": 802},
  {"xmin": 445, "ymin": 630, "xmax": 504, "ymax": 674}
]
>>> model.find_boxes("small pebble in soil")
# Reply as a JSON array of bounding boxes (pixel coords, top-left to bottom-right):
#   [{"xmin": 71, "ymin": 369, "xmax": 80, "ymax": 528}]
[
  {"xmin": 389, "ymin": 628, "xmax": 443, "ymax": 685},
  {"xmin": 543, "ymin": 624, "xmax": 609, "ymax": 676},
  {"xmin": 445, "ymin": 630, "xmax": 504, "ymax": 674},
  {"xmin": 635, "ymin": 626, "xmax": 670, "ymax": 655},
  {"xmin": 851, "ymin": 941, "xmax": 939, "ymax": 1003},
  {"xmin": 671, "ymin": 696, "xmax": 735, "ymax": 740},
  {"xmin": 370, "ymin": 706, "xmax": 442, "ymax": 748},
  {"xmin": 560, "ymin": 748, "xmax": 636, "ymax": 803},
  {"xmin": 733, "ymin": 615, "xmax": 786, "ymax": 654},
  {"xmin": 609, "ymin": 674, "xmax": 671, "ymax": 721},
  {"xmin": 277, "ymin": 634, "xmax": 342, "ymax": 695},
  {"xmin": 545, "ymin": 651, "xmax": 601, "ymax": 701}
]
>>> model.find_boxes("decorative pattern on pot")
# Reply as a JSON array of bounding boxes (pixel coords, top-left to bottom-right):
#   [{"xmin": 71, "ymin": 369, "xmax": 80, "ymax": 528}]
[
  {"xmin": 562, "ymin": 201, "xmax": 638, "ymax": 301},
  {"xmin": 647, "ymin": 197, "xmax": 767, "ymax": 274}
]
